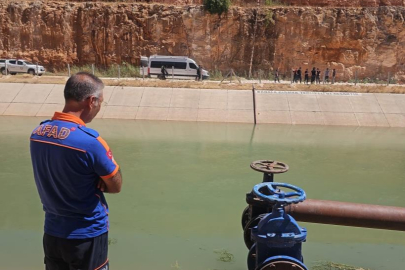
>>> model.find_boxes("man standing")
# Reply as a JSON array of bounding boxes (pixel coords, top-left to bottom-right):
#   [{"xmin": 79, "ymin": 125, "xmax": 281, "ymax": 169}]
[
  {"xmin": 161, "ymin": 65, "xmax": 168, "ymax": 79},
  {"xmin": 297, "ymin": 67, "xmax": 302, "ymax": 84},
  {"xmin": 196, "ymin": 65, "xmax": 203, "ymax": 81},
  {"xmin": 274, "ymin": 68, "xmax": 280, "ymax": 83},
  {"xmin": 316, "ymin": 68, "xmax": 321, "ymax": 84},
  {"xmin": 324, "ymin": 68, "xmax": 330, "ymax": 84},
  {"xmin": 311, "ymin": 67, "xmax": 316, "ymax": 84},
  {"xmin": 30, "ymin": 72, "xmax": 122, "ymax": 270},
  {"xmin": 332, "ymin": 68, "xmax": 336, "ymax": 84},
  {"xmin": 292, "ymin": 68, "xmax": 297, "ymax": 83},
  {"xmin": 304, "ymin": 68, "xmax": 309, "ymax": 84},
  {"xmin": 196, "ymin": 65, "xmax": 201, "ymax": 81}
]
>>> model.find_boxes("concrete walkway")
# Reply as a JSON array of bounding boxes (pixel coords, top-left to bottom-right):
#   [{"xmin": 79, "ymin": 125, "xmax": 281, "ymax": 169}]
[{"xmin": 1, "ymin": 83, "xmax": 405, "ymax": 127}]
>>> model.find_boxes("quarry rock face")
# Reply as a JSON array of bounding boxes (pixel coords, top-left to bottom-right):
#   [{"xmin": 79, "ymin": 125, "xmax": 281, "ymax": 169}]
[
  {"xmin": 1, "ymin": 1, "xmax": 405, "ymax": 81},
  {"xmin": 284, "ymin": 0, "xmax": 405, "ymax": 7}
]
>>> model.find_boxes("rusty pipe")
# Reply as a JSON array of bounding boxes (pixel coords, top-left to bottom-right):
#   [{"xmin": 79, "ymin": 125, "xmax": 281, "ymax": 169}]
[{"xmin": 285, "ymin": 199, "xmax": 405, "ymax": 231}]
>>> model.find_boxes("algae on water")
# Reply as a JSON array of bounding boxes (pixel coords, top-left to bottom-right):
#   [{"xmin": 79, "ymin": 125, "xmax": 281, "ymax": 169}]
[
  {"xmin": 213, "ymin": 249, "xmax": 234, "ymax": 262},
  {"xmin": 312, "ymin": 261, "xmax": 373, "ymax": 270}
]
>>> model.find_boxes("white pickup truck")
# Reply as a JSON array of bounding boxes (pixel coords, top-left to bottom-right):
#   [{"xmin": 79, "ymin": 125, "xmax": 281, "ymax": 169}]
[{"xmin": 0, "ymin": 59, "xmax": 45, "ymax": 76}]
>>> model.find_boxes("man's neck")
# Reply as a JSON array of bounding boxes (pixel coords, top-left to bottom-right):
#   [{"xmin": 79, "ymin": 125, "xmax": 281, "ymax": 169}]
[{"xmin": 62, "ymin": 106, "xmax": 85, "ymax": 123}]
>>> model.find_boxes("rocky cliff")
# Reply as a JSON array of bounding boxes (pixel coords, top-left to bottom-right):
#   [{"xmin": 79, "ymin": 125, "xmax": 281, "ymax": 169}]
[
  {"xmin": 15, "ymin": 0, "xmax": 405, "ymax": 7},
  {"xmin": 1, "ymin": 1, "xmax": 405, "ymax": 81}
]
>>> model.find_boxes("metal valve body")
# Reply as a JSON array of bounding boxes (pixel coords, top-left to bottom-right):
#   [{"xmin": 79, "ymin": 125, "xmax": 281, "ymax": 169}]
[{"xmin": 249, "ymin": 182, "xmax": 308, "ymax": 270}]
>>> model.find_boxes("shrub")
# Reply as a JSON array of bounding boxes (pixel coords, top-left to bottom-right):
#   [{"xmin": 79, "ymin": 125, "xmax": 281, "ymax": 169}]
[
  {"xmin": 204, "ymin": 0, "xmax": 231, "ymax": 16},
  {"xmin": 264, "ymin": 0, "xmax": 285, "ymax": 6}
]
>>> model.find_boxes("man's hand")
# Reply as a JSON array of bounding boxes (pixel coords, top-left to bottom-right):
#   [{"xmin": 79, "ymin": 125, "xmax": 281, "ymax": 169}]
[
  {"xmin": 97, "ymin": 179, "xmax": 107, "ymax": 192},
  {"xmin": 97, "ymin": 169, "xmax": 122, "ymax": 194}
]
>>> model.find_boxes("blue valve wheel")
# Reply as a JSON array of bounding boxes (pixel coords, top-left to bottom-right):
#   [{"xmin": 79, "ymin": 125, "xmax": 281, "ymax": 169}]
[
  {"xmin": 250, "ymin": 160, "xmax": 289, "ymax": 174},
  {"xmin": 253, "ymin": 182, "xmax": 306, "ymax": 205}
]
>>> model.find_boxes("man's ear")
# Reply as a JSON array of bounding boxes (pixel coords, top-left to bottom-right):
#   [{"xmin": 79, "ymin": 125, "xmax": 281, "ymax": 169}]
[{"xmin": 86, "ymin": 96, "xmax": 97, "ymax": 109}]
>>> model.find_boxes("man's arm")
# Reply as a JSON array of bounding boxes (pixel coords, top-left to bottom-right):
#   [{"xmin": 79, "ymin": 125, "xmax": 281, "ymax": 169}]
[{"xmin": 98, "ymin": 169, "xmax": 123, "ymax": 194}]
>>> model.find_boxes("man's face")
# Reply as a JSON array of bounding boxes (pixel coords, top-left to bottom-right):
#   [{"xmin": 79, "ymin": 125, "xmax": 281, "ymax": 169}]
[{"xmin": 84, "ymin": 90, "xmax": 104, "ymax": 123}]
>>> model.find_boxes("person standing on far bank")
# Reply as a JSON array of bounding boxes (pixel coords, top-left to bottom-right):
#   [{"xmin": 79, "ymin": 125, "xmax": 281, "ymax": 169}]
[
  {"xmin": 304, "ymin": 68, "xmax": 309, "ymax": 84},
  {"xmin": 324, "ymin": 68, "xmax": 330, "ymax": 84},
  {"xmin": 198, "ymin": 65, "xmax": 203, "ymax": 81},
  {"xmin": 30, "ymin": 72, "xmax": 123, "ymax": 270},
  {"xmin": 297, "ymin": 67, "xmax": 302, "ymax": 84},
  {"xmin": 161, "ymin": 65, "xmax": 168, "ymax": 80},
  {"xmin": 196, "ymin": 65, "xmax": 201, "ymax": 81},
  {"xmin": 274, "ymin": 68, "xmax": 280, "ymax": 83},
  {"xmin": 316, "ymin": 68, "xmax": 321, "ymax": 84},
  {"xmin": 332, "ymin": 68, "xmax": 336, "ymax": 84},
  {"xmin": 311, "ymin": 67, "xmax": 316, "ymax": 84}
]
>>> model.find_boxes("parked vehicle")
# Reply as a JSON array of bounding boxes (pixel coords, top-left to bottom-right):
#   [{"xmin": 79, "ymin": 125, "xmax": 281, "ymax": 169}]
[
  {"xmin": 144, "ymin": 55, "xmax": 209, "ymax": 80},
  {"xmin": 0, "ymin": 59, "xmax": 45, "ymax": 76},
  {"xmin": 0, "ymin": 59, "xmax": 6, "ymax": 73},
  {"xmin": 138, "ymin": 56, "xmax": 148, "ymax": 77}
]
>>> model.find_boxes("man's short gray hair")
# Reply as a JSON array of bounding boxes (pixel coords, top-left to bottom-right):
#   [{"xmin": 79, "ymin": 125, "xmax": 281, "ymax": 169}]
[{"xmin": 64, "ymin": 72, "xmax": 104, "ymax": 102}]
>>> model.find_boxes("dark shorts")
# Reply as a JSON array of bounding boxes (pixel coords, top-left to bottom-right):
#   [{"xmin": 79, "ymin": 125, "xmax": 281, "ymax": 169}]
[{"xmin": 43, "ymin": 232, "xmax": 109, "ymax": 270}]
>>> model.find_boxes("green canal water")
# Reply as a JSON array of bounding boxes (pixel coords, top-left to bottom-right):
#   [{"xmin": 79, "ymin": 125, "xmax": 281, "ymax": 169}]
[{"xmin": 1, "ymin": 116, "xmax": 405, "ymax": 270}]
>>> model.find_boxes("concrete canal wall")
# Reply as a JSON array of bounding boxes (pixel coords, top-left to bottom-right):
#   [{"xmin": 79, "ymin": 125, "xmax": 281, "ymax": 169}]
[{"xmin": 1, "ymin": 83, "xmax": 405, "ymax": 127}]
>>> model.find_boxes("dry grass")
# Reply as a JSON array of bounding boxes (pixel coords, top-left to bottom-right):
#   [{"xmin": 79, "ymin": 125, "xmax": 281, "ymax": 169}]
[{"xmin": 1, "ymin": 74, "xmax": 405, "ymax": 94}]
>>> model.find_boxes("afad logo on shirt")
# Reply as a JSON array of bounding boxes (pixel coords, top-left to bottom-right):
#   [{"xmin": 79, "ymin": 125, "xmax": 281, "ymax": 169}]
[{"xmin": 106, "ymin": 149, "xmax": 113, "ymax": 160}]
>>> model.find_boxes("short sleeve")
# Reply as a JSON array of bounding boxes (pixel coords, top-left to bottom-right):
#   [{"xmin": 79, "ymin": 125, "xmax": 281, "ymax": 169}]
[{"xmin": 89, "ymin": 136, "xmax": 119, "ymax": 180}]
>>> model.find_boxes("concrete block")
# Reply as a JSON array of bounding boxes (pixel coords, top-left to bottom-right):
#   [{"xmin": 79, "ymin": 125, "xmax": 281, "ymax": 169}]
[
  {"xmin": 291, "ymin": 111, "xmax": 325, "ymax": 125},
  {"xmin": 167, "ymin": 108, "xmax": 198, "ymax": 121},
  {"xmin": 136, "ymin": 107, "xmax": 169, "ymax": 120},
  {"xmin": 349, "ymin": 94, "xmax": 382, "ymax": 113},
  {"xmin": 257, "ymin": 111, "xmax": 292, "ymax": 124},
  {"xmin": 256, "ymin": 93, "xmax": 289, "ymax": 111},
  {"xmin": 199, "ymin": 89, "xmax": 227, "ymax": 109},
  {"xmin": 108, "ymin": 87, "xmax": 144, "ymax": 107},
  {"xmin": 3, "ymin": 103, "xmax": 42, "ymax": 116},
  {"xmin": 387, "ymin": 94, "xmax": 405, "ymax": 114},
  {"xmin": 323, "ymin": 112, "xmax": 359, "ymax": 126},
  {"xmin": 227, "ymin": 90, "xmax": 253, "ymax": 110},
  {"xmin": 227, "ymin": 109, "xmax": 254, "ymax": 123},
  {"xmin": 317, "ymin": 95, "xmax": 353, "ymax": 112},
  {"xmin": 394, "ymin": 94, "xmax": 405, "ymax": 114},
  {"xmin": 102, "ymin": 106, "xmax": 138, "ymax": 119},
  {"xmin": 0, "ymin": 83, "xmax": 24, "ymax": 102},
  {"xmin": 140, "ymin": 87, "xmax": 172, "ymax": 107},
  {"xmin": 197, "ymin": 109, "xmax": 228, "ymax": 122},
  {"xmin": 13, "ymin": 84, "xmax": 54, "ymax": 104},
  {"xmin": 385, "ymin": 114, "xmax": 405, "ymax": 128},
  {"xmin": 36, "ymin": 104, "xmax": 63, "ymax": 117},
  {"xmin": 355, "ymin": 113, "xmax": 390, "ymax": 127},
  {"xmin": 44, "ymin": 85, "xmax": 65, "ymax": 104},
  {"xmin": 103, "ymin": 86, "xmax": 115, "ymax": 104},
  {"xmin": 170, "ymin": 89, "xmax": 200, "ymax": 108},
  {"xmin": 0, "ymin": 103, "xmax": 10, "ymax": 115},
  {"xmin": 287, "ymin": 94, "xmax": 320, "ymax": 112},
  {"xmin": 374, "ymin": 94, "xmax": 402, "ymax": 114}
]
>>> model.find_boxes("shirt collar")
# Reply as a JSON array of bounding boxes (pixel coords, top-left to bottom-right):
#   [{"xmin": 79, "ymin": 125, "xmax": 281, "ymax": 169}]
[{"xmin": 52, "ymin": 112, "xmax": 86, "ymax": 126}]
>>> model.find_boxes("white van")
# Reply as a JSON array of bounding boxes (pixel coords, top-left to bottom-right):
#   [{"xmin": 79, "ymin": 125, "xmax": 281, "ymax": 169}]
[{"xmin": 145, "ymin": 55, "xmax": 209, "ymax": 80}]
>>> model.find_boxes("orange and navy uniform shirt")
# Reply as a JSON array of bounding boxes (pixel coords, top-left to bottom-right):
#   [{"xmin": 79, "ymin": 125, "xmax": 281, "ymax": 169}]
[{"xmin": 30, "ymin": 112, "xmax": 119, "ymax": 239}]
